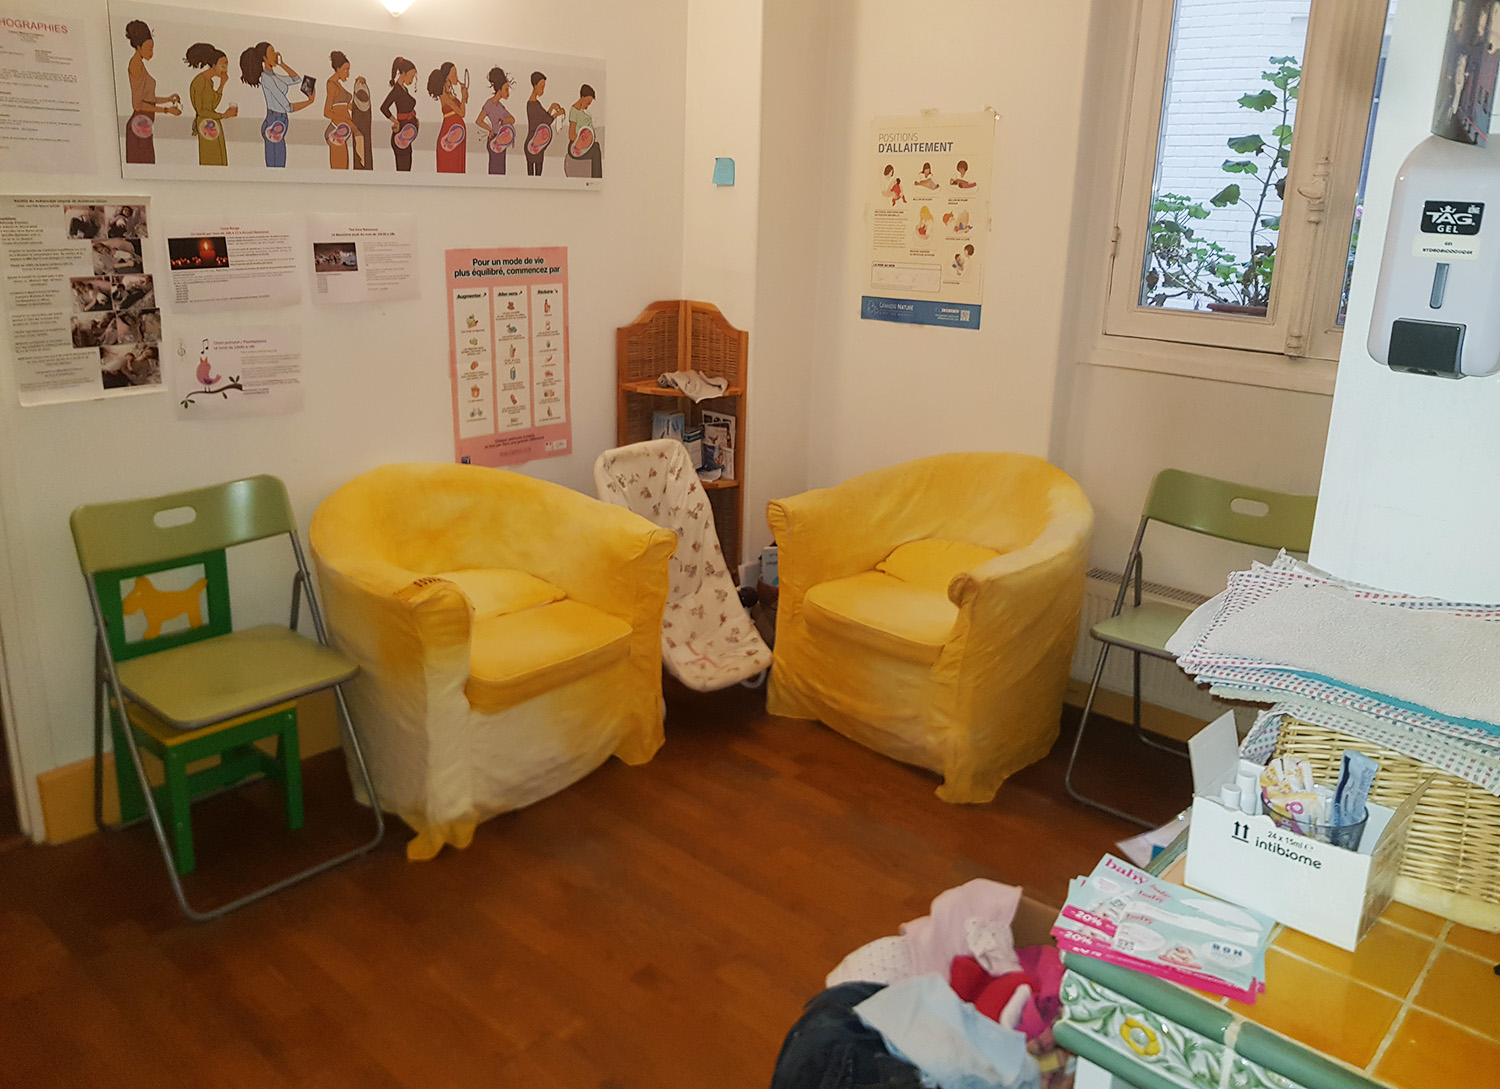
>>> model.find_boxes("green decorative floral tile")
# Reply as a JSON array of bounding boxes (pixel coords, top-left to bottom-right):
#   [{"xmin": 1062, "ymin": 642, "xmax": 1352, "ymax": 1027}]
[{"xmin": 1059, "ymin": 970, "xmax": 1230, "ymax": 1089}]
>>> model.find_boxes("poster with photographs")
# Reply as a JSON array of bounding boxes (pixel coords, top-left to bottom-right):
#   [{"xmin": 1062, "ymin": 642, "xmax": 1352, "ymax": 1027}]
[
  {"xmin": 107, "ymin": 2, "xmax": 604, "ymax": 190},
  {"xmin": 0, "ymin": 195, "xmax": 163, "ymax": 405}
]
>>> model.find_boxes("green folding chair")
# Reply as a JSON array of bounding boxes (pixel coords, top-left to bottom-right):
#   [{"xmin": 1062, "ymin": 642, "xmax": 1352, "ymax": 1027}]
[
  {"xmin": 1063, "ymin": 469, "xmax": 1317, "ymax": 827},
  {"xmin": 71, "ymin": 475, "xmax": 383, "ymax": 921}
]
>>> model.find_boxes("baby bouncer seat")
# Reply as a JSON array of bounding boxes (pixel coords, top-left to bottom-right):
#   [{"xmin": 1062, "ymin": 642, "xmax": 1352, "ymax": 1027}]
[{"xmin": 594, "ymin": 439, "xmax": 771, "ymax": 691}]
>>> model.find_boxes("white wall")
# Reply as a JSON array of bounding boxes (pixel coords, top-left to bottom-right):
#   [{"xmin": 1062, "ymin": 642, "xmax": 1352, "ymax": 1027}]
[
  {"xmin": 802, "ymin": 0, "xmax": 1094, "ymax": 488},
  {"xmin": 1311, "ymin": 0, "xmax": 1500, "ymax": 599},
  {"xmin": 680, "ymin": 0, "xmax": 762, "ymax": 328},
  {"xmin": 0, "ymin": 0, "xmax": 690, "ymax": 834},
  {"xmin": 1062, "ymin": 366, "xmax": 1333, "ymax": 594},
  {"xmin": 742, "ymin": 0, "xmax": 830, "ymax": 560}
]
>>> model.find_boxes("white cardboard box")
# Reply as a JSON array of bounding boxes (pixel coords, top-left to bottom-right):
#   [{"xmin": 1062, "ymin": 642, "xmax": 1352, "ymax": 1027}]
[{"xmin": 1183, "ymin": 713, "xmax": 1425, "ymax": 951}]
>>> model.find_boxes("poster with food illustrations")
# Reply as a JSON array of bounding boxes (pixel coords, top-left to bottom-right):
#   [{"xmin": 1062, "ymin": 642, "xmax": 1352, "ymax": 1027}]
[
  {"xmin": 862, "ymin": 111, "xmax": 995, "ymax": 330},
  {"xmin": 107, "ymin": 2, "xmax": 603, "ymax": 189},
  {"xmin": 446, "ymin": 245, "xmax": 570, "ymax": 467}
]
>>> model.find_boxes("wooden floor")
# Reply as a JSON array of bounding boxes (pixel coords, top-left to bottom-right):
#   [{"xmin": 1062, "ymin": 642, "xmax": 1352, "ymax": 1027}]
[{"xmin": 0, "ymin": 686, "xmax": 1190, "ymax": 1089}]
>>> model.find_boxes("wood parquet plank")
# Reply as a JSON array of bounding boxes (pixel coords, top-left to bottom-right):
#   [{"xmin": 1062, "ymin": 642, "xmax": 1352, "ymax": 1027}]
[{"xmin": 0, "ymin": 685, "xmax": 1190, "ymax": 1088}]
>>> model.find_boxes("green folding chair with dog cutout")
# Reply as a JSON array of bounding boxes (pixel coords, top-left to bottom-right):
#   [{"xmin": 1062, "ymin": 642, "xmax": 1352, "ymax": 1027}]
[{"xmin": 71, "ymin": 475, "xmax": 383, "ymax": 921}]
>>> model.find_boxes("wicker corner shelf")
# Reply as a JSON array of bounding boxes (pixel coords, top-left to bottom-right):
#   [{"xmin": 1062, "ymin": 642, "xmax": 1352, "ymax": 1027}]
[{"xmin": 616, "ymin": 300, "xmax": 748, "ymax": 573}]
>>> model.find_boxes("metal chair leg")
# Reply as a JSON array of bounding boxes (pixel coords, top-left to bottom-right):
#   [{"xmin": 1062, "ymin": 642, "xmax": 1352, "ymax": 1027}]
[
  {"xmin": 92, "ymin": 659, "xmax": 107, "ymax": 833},
  {"xmin": 105, "ymin": 674, "xmax": 385, "ymax": 923},
  {"xmin": 1064, "ymin": 643, "xmax": 1161, "ymax": 829},
  {"xmin": 1132, "ymin": 649, "xmax": 1142, "ymax": 729},
  {"xmin": 1121, "ymin": 644, "xmax": 1189, "ymax": 756},
  {"xmin": 1137, "ymin": 730, "xmax": 1189, "ymax": 755}
]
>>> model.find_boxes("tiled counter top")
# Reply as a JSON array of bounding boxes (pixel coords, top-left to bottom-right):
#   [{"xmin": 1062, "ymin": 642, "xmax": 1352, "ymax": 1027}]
[{"xmin": 1056, "ymin": 891, "xmax": 1500, "ymax": 1088}]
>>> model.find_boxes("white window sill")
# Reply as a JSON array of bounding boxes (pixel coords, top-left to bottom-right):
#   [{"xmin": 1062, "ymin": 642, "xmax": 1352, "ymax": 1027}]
[{"xmin": 1085, "ymin": 336, "xmax": 1338, "ymax": 396}]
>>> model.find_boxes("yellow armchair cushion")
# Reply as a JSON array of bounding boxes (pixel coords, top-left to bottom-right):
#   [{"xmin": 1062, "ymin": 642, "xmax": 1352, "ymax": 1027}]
[
  {"xmin": 465, "ymin": 599, "xmax": 632, "ymax": 714},
  {"xmin": 432, "ymin": 568, "xmax": 566, "ymax": 621},
  {"xmin": 804, "ymin": 571, "xmax": 958, "ymax": 666},
  {"xmin": 876, "ymin": 538, "xmax": 1003, "ymax": 593}
]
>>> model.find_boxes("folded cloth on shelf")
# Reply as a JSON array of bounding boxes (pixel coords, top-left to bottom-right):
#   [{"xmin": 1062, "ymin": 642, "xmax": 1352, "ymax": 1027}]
[
  {"xmin": 854, "ymin": 974, "xmax": 1041, "ymax": 1089},
  {"xmin": 656, "ymin": 368, "xmax": 729, "ymax": 401}
]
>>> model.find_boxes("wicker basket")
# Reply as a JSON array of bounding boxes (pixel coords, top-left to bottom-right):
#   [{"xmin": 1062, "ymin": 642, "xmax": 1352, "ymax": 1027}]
[{"xmin": 1273, "ymin": 716, "xmax": 1500, "ymax": 926}]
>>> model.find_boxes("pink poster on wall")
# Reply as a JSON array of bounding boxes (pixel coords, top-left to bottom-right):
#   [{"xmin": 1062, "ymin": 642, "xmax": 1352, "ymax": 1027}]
[{"xmin": 446, "ymin": 245, "xmax": 571, "ymax": 467}]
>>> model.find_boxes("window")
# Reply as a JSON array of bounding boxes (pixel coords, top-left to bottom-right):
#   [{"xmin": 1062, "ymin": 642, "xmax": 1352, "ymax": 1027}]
[{"xmin": 1103, "ymin": 0, "xmax": 1396, "ymax": 366}]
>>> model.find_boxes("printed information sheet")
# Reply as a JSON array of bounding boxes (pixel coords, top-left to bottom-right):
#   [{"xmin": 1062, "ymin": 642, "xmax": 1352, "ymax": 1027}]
[
  {"xmin": 445, "ymin": 245, "xmax": 570, "ymax": 467},
  {"xmin": 162, "ymin": 214, "xmax": 302, "ymax": 310},
  {"xmin": 862, "ymin": 111, "xmax": 995, "ymax": 330},
  {"xmin": 308, "ymin": 212, "xmax": 418, "ymax": 304},
  {"xmin": 0, "ymin": 194, "xmax": 162, "ymax": 405},
  {"xmin": 170, "ymin": 325, "xmax": 302, "ymax": 419},
  {"xmin": 0, "ymin": 11, "xmax": 95, "ymax": 174}
]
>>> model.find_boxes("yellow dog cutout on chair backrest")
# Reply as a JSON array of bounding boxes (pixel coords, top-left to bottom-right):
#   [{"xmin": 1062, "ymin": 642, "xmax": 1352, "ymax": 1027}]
[{"xmin": 123, "ymin": 575, "xmax": 209, "ymax": 639}]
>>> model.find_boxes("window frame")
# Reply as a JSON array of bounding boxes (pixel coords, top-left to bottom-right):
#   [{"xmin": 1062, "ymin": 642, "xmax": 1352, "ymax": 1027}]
[{"xmin": 1099, "ymin": 0, "xmax": 1392, "ymax": 369}]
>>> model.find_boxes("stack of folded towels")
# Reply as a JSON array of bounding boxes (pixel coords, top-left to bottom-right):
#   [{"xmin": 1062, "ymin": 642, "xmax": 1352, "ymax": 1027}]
[{"xmin": 1166, "ymin": 553, "xmax": 1500, "ymax": 797}]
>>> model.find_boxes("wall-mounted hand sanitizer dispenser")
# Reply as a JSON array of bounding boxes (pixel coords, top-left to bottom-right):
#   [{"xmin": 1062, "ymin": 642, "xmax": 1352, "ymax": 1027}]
[
  {"xmin": 1369, "ymin": 0, "xmax": 1500, "ymax": 379},
  {"xmin": 1368, "ymin": 135, "xmax": 1500, "ymax": 378},
  {"xmin": 1374, "ymin": 136, "xmax": 1500, "ymax": 379}
]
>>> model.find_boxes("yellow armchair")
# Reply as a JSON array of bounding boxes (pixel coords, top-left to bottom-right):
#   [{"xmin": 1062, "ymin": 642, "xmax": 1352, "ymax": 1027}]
[
  {"xmin": 767, "ymin": 453, "xmax": 1093, "ymax": 804},
  {"xmin": 310, "ymin": 463, "xmax": 676, "ymax": 859}
]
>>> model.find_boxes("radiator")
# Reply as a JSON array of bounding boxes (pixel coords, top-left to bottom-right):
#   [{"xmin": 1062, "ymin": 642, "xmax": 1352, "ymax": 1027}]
[{"xmin": 1069, "ymin": 569, "xmax": 1224, "ymax": 721}]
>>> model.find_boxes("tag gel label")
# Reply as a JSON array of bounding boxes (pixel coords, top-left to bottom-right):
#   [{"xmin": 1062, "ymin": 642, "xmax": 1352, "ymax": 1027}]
[{"xmin": 1420, "ymin": 201, "xmax": 1484, "ymax": 235}]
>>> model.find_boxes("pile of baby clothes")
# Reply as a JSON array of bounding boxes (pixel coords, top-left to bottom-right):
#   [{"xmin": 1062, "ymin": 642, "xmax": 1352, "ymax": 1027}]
[{"xmin": 771, "ymin": 880, "xmax": 1070, "ymax": 1089}]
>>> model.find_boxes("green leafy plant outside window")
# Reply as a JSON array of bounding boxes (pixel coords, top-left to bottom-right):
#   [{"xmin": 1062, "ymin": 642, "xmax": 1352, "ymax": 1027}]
[{"xmin": 1141, "ymin": 56, "xmax": 1300, "ymax": 311}]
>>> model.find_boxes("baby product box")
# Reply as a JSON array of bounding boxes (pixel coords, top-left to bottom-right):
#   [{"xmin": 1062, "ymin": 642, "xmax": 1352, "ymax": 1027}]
[{"xmin": 1183, "ymin": 713, "xmax": 1425, "ymax": 951}]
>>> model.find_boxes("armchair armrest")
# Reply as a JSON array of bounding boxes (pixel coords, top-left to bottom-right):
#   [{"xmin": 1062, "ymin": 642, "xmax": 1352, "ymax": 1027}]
[
  {"xmin": 947, "ymin": 492, "xmax": 1093, "ymax": 636},
  {"xmin": 311, "ymin": 551, "xmax": 473, "ymax": 684},
  {"xmin": 930, "ymin": 495, "xmax": 1092, "ymax": 801},
  {"xmin": 768, "ymin": 479, "xmax": 917, "ymax": 615},
  {"xmin": 501, "ymin": 490, "xmax": 677, "ymax": 625}
]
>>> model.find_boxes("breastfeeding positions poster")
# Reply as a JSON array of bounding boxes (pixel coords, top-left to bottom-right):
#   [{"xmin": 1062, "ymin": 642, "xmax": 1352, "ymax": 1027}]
[
  {"xmin": 446, "ymin": 245, "xmax": 570, "ymax": 468},
  {"xmin": 862, "ymin": 111, "xmax": 995, "ymax": 330}
]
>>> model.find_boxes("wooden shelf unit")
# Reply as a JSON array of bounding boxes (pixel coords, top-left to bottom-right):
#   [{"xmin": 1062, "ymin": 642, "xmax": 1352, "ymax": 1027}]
[{"xmin": 616, "ymin": 300, "xmax": 748, "ymax": 573}]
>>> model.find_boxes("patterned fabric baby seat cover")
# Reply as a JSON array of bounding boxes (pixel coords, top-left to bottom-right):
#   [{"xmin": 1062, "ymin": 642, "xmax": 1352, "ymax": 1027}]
[{"xmin": 594, "ymin": 439, "xmax": 771, "ymax": 691}]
